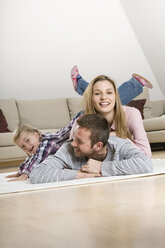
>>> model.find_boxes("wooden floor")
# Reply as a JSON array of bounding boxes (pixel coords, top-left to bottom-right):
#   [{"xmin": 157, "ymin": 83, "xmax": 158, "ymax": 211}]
[{"xmin": 0, "ymin": 150, "xmax": 165, "ymax": 248}]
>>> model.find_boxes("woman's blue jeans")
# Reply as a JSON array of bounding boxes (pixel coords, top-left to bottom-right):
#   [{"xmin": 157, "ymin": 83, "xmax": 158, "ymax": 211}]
[{"xmin": 76, "ymin": 76, "xmax": 143, "ymax": 105}]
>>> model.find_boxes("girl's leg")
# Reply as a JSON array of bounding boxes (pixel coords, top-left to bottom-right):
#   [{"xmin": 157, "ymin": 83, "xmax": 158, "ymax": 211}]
[
  {"xmin": 71, "ymin": 66, "xmax": 88, "ymax": 95},
  {"xmin": 71, "ymin": 66, "xmax": 153, "ymax": 104},
  {"xmin": 76, "ymin": 75, "xmax": 89, "ymax": 95},
  {"xmin": 76, "ymin": 76, "xmax": 145, "ymax": 105},
  {"xmin": 118, "ymin": 77, "xmax": 143, "ymax": 105},
  {"xmin": 118, "ymin": 74, "xmax": 153, "ymax": 105}
]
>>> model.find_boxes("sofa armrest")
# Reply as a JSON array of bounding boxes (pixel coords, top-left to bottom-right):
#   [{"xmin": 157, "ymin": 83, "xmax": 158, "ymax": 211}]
[{"xmin": 150, "ymin": 100, "xmax": 165, "ymax": 117}]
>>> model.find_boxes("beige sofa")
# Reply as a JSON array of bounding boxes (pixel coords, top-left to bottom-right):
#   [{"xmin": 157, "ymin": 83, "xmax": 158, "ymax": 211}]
[{"xmin": 0, "ymin": 88, "xmax": 165, "ymax": 163}]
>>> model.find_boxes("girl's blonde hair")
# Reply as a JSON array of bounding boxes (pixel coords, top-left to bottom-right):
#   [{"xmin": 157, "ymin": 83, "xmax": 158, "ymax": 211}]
[
  {"xmin": 83, "ymin": 75, "xmax": 132, "ymax": 140},
  {"xmin": 13, "ymin": 124, "xmax": 41, "ymax": 143}
]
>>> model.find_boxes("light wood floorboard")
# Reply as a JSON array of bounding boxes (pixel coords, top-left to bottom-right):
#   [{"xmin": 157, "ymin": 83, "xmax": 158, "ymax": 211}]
[
  {"xmin": 1, "ymin": 173, "xmax": 165, "ymax": 247},
  {"xmin": 0, "ymin": 150, "xmax": 165, "ymax": 248}
]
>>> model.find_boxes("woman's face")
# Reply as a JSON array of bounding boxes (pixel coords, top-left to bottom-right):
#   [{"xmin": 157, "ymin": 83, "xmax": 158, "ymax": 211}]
[{"xmin": 92, "ymin": 80, "xmax": 116, "ymax": 115}]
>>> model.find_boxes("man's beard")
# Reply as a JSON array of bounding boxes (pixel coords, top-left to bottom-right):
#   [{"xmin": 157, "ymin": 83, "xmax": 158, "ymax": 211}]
[
  {"xmin": 73, "ymin": 147, "xmax": 107, "ymax": 161},
  {"xmin": 73, "ymin": 148, "xmax": 93, "ymax": 158}
]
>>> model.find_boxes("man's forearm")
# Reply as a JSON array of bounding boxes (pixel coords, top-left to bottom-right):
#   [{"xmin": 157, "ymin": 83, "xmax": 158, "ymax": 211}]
[
  {"xmin": 29, "ymin": 164, "xmax": 77, "ymax": 184},
  {"xmin": 101, "ymin": 156, "xmax": 153, "ymax": 176}
]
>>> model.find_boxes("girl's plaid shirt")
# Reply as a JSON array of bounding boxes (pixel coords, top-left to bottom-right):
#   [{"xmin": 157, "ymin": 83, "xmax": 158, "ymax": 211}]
[{"xmin": 18, "ymin": 111, "xmax": 83, "ymax": 176}]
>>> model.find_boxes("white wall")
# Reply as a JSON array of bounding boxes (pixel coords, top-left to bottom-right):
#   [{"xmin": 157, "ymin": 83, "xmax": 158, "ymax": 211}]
[
  {"xmin": 119, "ymin": 0, "xmax": 165, "ymax": 99},
  {"xmin": 0, "ymin": 0, "xmax": 163, "ymax": 100}
]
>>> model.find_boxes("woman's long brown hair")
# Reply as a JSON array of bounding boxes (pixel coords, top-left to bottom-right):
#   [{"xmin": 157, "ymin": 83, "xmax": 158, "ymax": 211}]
[{"xmin": 82, "ymin": 75, "xmax": 132, "ymax": 140}]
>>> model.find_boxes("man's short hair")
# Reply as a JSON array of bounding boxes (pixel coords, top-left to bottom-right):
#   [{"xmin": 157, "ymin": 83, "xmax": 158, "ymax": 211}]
[{"xmin": 77, "ymin": 114, "xmax": 110, "ymax": 147}]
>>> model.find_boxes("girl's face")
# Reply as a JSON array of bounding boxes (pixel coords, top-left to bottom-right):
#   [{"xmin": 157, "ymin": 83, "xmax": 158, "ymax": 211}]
[
  {"xmin": 92, "ymin": 80, "xmax": 116, "ymax": 115},
  {"xmin": 15, "ymin": 131, "xmax": 40, "ymax": 155}
]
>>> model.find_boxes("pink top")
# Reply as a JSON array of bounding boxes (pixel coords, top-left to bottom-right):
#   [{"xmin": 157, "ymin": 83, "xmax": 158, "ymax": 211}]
[
  {"xmin": 111, "ymin": 106, "xmax": 151, "ymax": 158},
  {"xmin": 70, "ymin": 106, "xmax": 152, "ymax": 159}
]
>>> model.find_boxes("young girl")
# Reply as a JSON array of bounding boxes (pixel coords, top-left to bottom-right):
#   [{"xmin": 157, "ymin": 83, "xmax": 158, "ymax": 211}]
[{"xmin": 6, "ymin": 111, "xmax": 82, "ymax": 181}]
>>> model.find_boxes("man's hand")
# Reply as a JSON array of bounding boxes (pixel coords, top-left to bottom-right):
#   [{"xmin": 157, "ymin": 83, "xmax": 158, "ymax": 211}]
[
  {"xmin": 7, "ymin": 174, "xmax": 28, "ymax": 182},
  {"xmin": 75, "ymin": 171, "xmax": 101, "ymax": 179},
  {"xmin": 81, "ymin": 159, "xmax": 102, "ymax": 174}
]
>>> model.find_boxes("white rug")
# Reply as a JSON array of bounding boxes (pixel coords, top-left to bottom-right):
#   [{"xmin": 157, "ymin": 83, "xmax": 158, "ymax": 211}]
[{"xmin": 0, "ymin": 159, "xmax": 165, "ymax": 195}]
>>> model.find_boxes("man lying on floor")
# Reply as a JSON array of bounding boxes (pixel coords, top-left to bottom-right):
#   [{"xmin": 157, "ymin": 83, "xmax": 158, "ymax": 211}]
[{"xmin": 29, "ymin": 114, "xmax": 153, "ymax": 184}]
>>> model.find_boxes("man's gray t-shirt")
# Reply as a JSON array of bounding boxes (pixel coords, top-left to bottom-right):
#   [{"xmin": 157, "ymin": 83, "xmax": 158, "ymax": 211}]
[{"xmin": 29, "ymin": 136, "xmax": 153, "ymax": 184}]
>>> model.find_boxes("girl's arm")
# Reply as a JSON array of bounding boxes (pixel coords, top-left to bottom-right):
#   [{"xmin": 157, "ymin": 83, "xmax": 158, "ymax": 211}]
[
  {"xmin": 43, "ymin": 111, "xmax": 83, "ymax": 143},
  {"xmin": 5, "ymin": 172, "xmax": 20, "ymax": 178},
  {"xmin": 7, "ymin": 174, "xmax": 28, "ymax": 182}
]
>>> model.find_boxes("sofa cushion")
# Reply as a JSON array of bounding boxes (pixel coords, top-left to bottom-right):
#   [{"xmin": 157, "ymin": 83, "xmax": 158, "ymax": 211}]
[
  {"xmin": 133, "ymin": 88, "xmax": 153, "ymax": 119},
  {"xmin": 16, "ymin": 98, "xmax": 71, "ymax": 129},
  {"xmin": 67, "ymin": 97, "xmax": 83, "ymax": 119},
  {"xmin": 0, "ymin": 145, "xmax": 26, "ymax": 161},
  {"xmin": 150, "ymin": 100, "xmax": 165, "ymax": 117},
  {"xmin": 0, "ymin": 132, "xmax": 15, "ymax": 147},
  {"xmin": 146, "ymin": 130, "xmax": 165, "ymax": 143},
  {"xmin": 0, "ymin": 109, "xmax": 11, "ymax": 132},
  {"xmin": 143, "ymin": 115, "xmax": 165, "ymax": 131},
  {"xmin": 0, "ymin": 98, "xmax": 19, "ymax": 131}
]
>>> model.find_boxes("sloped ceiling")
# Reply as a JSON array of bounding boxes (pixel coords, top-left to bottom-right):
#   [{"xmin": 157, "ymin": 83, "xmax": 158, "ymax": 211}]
[{"xmin": 119, "ymin": 0, "xmax": 165, "ymax": 98}]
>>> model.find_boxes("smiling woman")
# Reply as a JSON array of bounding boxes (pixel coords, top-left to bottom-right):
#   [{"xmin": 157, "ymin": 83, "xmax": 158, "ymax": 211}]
[
  {"xmin": 92, "ymin": 80, "xmax": 116, "ymax": 117},
  {"xmin": 83, "ymin": 75, "xmax": 132, "ymax": 140},
  {"xmin": 81, "ymin": 75, "xmax": 152, "ymax": 159}
]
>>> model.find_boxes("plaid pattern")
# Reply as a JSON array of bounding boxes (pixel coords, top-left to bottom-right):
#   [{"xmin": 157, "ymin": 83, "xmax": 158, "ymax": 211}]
[{"xmin": 18, "ymin": 111, "xmax": 83, "ymax": 176}]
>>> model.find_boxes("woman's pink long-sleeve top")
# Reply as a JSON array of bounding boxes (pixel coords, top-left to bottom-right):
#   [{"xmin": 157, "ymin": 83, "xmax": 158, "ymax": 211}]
[{"xmin": 110, "ymin": 106, "xmax": 151, "ymax": 158}]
